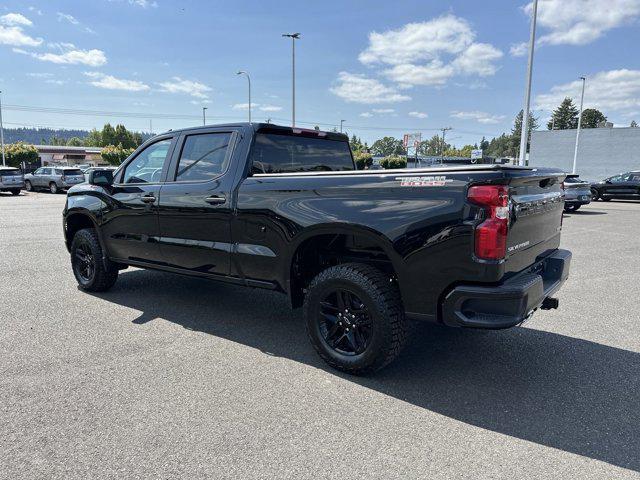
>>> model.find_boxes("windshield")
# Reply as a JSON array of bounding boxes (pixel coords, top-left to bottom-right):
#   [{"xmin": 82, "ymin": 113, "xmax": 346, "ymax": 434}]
[{"xmin": 0, "ymin": 169, "xmax": 22, "ymax": 176}]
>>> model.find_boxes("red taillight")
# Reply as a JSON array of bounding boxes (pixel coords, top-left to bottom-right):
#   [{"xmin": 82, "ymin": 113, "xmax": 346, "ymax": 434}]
[{"xmin": 468, "ymin": 185, "xmax": 509, "ymax": 260}]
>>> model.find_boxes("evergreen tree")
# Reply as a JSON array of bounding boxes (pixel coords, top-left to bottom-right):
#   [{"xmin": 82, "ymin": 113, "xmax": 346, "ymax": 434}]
[
  {"xmin": 511, "ymin": 109, "xmax": 539, "ymax": 157},
  {"xmin": 580, "ymin": 108, "xmax": 607, "ymax": 128},
  {"xmin": 547, "ymin": 98, "xmax": 579, "ymax": 130},
  {"xmin": 630, "ymin": 120, "xmax": 638, "ymax": 128}
]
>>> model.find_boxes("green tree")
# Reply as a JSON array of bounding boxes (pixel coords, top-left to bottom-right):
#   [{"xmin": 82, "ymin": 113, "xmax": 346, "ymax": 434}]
[
  {"xmin": 101, "ymin": 143, "xmax": 134, "ymax": 166},
  {"xmin": 631, "ymin": 120, "xmax": 639, "ymax": 128},
  {"xmin": 417, "ymin": 135, "xmax": 447, "ymax": 156},
  {"xmin": 4, "ymin": 142, "xmax": 39, "ymax": 168},
  {"xmin": 379, "ymin": 156, "xmax": 407, "ymax": 169},
  {"xmin": 101, "ymin": 123, "xmax": 117, "ymax": 146},
  {"xmin": 480, "ymin": 136, "xmax": 489, "ymax": 152},
  {"xmin": 354, "ymin": 151, "xmax": 373, "ymax": 170},
  {"xmin": 486, "ymin": 133, "xmax": 512, "ymax": 157},
  {"xmin": 67, "ymin": 137, "xmax": 84, "ymax": 146},
  {"xmin": 511, "ymin": 109, "xmax": 539, "ymax": 157},
  {"xmin": 50, "ymin": 136, "xmax": 67, "ymax": 146},
  {"xmin": 350, "ymin": 134, "xmax": 364, "ymax": 153},
  {"xmin": 84, "ymin": 128, "xmax": 102, "ymax": 147},
  {"xmin": 371, "ymin": 136, "xmax": 406, "ymax": 157},
  {"xmin": 547, "ymin": 97, "xmax": 579, "ymax": 130},
  {"xmin": 580, "ymin": 108, "xmax": 607, "ymax": 128}
]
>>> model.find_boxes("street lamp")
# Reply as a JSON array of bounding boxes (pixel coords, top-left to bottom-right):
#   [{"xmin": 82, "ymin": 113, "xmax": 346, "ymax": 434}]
[
  {"xmin": 518, "ymin": 0, "xmax": 538, "ymax": 166},
  {"xmin": 572, "ymin": 76, "xmax": 586, "ymax": 174},
  {"xmin": 202, "ymin": 106, "xmax": 207, "ymax": 126},
  {"xmin": 236, "ymin": 71, "xmax": 252, "ymax": 123},
  {"xmin": 0, "ymin": 90, "xmax": 5, "ymax": 166},
  {"xmin": 340, "ymin": 119, "xmax": 345, "ymax": 133},
  {"xmin": 282, "ymin": 32, "xmax": 301, "ymax": 127}
]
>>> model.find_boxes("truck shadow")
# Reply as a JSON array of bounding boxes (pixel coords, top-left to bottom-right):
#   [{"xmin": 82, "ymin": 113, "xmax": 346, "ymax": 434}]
[{"xmin": 92, "ymin": 269, "xmax": 640, "ymax": 472}]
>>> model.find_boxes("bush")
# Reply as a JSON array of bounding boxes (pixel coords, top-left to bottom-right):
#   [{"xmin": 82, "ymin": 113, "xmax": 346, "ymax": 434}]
[
  {"xmin": 354, "ymin": 152, "xmax": 373, "ymax": 170},
  {"xmin": 3, "ymin": 142, "xmax": 39, "ymax": 168},
  {"xmin": 101, "ymin": 144, "xmax": 135, "ymax": 165},
  {"xmin": 379, "ymin": 156, "xmax": 407, "ymax": 169}
]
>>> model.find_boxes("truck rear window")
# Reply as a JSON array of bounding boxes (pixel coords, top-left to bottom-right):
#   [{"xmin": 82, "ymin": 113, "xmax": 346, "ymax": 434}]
[
  {"xmin": 250, "ymin": 133, "xmax": 354, "ymax": 174},
  {"xmin": 64, "ymin": 169, "xmax": 84, "ymax": 176},
  {"xmin": 0, "ymin": 169, "xmax": 21, "ymax": 176}
]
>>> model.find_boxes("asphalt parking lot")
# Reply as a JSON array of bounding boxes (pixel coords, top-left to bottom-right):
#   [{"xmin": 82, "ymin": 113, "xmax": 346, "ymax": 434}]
[{"xmin": 1, "ymin": 192, "xmax": 639, "ymax": 479}]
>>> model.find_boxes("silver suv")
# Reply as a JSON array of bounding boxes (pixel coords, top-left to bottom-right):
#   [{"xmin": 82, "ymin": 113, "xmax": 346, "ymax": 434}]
[
  {"xmin": 24, "ymin": 167, "xmax": 86, "ymax": 194},
  {"xmin": 0, "ymin": 167, "xmax": 25, "ymax": 195}
]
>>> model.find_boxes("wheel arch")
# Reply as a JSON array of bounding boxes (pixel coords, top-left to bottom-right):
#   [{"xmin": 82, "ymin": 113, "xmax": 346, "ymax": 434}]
[
  {"xmin": 285, "ymin": 224, "xmax": 405, "ymax": 309},
  {"xmin": 64, "ymin": 209, "xmax": 110, "ymax": 262}
]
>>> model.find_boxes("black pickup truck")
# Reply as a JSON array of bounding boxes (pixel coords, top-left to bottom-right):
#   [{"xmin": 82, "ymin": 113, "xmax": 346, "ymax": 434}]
[{"xmin": 63, "ymin": 123, "xmax": 571, "ymax": 374}]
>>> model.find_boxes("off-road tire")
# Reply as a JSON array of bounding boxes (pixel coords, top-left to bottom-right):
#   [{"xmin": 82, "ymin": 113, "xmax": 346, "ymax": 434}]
[
  {"xmin": 71, "ymin": 228, "xmax": 118, "ymax": 292},
  {"xmin": 303, "ymin": 263, "xmax": 407, "ymax": 375}
]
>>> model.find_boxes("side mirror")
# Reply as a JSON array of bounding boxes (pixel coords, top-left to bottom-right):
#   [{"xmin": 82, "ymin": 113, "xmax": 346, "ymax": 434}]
[{"xmin": 89, "ymin": 169, "xmax": 114, "ymax": 187}]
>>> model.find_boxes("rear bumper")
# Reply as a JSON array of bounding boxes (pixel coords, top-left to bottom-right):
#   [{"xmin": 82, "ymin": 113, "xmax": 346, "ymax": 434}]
[{"xmin": 441, "ymin": 249, "xmax": 571, "ymax": 329}]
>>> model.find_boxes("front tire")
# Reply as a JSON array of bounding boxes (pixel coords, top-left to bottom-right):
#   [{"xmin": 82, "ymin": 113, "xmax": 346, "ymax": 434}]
[
  {"xmin": 71, "ymin": 228, "xmax": 118, "ymax": 292},
  {"xmin": 591, "ymin": 188, "xmax": 599, "ymax": 201},
  {"xmin": 10, "ymin": 189, "xmax": 20, "ymax": 196},
  {"xmin": 303, "ymin": 263, "xmax": 407, "ymax": 375},
  {"xmin": 25, "ymin": 181, "xmax": 33, "ymax": 192}
]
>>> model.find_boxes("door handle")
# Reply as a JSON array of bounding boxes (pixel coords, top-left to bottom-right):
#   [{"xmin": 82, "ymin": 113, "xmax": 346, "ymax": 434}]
[
  {"xmin": 141, "ymin": 194, "xmax": 156, "ymax": 203},
  {"xmin": 205, "ymin": 195, "xmax": 226, "ymax": 205}
]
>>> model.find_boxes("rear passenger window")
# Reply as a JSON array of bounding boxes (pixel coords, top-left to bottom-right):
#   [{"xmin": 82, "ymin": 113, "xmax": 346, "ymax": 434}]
[
  {"xmin": 250, "ymin": 133, "xmax": 354, "ymax": 174},
  {"xmin": 174, "ymin": 132, "xmax": 232, "ymax": 182}
]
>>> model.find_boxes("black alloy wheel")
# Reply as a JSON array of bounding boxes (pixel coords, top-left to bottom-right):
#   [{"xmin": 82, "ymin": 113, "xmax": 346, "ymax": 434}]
[
  {"xmin": 73, "ymin": 240, "xmax": 95, "ymax": 284},
  {"xmin": 318, "ymin": 289, "xmax": 372, "ymax": 356}
]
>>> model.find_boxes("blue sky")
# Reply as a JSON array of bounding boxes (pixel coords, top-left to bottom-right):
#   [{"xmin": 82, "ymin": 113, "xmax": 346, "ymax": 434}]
[{"xmin": 1, "ymin": 0, "xmax": 639, "ymax": 146}]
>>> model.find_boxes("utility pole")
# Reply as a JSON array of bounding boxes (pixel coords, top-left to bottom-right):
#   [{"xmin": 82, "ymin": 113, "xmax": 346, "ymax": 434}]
[
  {"xmin": 282, "ymin": 33, "xmax": 300, "ymax": 127},
  {"xmin": 202, "ymin": 106, "xmax": 207, "ymax": 126},
  {"xmin": 0, "ymin": 90, "xmax": 5, "ymax": 166},
  {"xmin": 440, "ymin": 127, "xmax": 452, "ymax": 163},
  {"xmin": 340, "ymin": 119, "xmax": 345, "ymax": 133},
  {"xmin": 236, "ymin": 71, "xmax": 252, "ymax": 123},
  {"xmin": 518, "ymin": 0, "xmax": 538, "ymax": 166},
  {"xmin": 572, "ymin": 76, "xmax": 586, "ymax": 174}
]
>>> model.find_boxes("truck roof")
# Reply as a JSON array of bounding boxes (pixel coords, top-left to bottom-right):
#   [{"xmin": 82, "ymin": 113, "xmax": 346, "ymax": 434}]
[{"xmin": 161, "ymin": 122, "xmax": 350, "ymax": 142}]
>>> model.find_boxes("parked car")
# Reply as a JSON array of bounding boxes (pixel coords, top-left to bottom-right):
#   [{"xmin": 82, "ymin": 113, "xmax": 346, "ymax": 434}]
[
  {"xmin": 63, "ymin": 123, "xmax": 571, "ymax": 374},
  {"xmin": 591, "ymin": 170, "xmax": 640, "ymax": 201},
  {"xmin": 83, "ymin": 166, "xmax": 116, "ymax": 183},
  {"xmin": 0, "ymin": 166, "xmax": 25, "ymax": 195},
  {"xmin": 562, "ymin": 174, "xmax": 591, "ymax": 211},
  {"xmin": 24, "ymin": 166, "xmax": 86, "ymax": 193}
]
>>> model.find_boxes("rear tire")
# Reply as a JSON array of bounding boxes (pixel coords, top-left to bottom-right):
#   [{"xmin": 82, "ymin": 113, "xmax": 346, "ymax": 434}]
[
  {"xmin": 25, "ymin": 181, "xmax": 33, "ymax": 192},
  {"xmin": 303, "ymin": 263, "xmax": 407, "ymax": 375},
  {"xmin": 590, "ymin": 188, "xmax": 599, "ymax": 201},
  {"xmin": 10, "ymin": 189, "xmax": 20, "ymax": 196},
  {"xmin": 71, "ymin": 228, "xmax": 118, "ymax": 292},
  {"xmin": 49, "ymin": 182, "xmax": 58, "ymax": 194},
  {"xmin": 564, "ymin": 204, "xmax": 576, "ymax": 212},
  {"xmin": 601, "ymin": 196, "xmax": 611, "ymax": 202}
]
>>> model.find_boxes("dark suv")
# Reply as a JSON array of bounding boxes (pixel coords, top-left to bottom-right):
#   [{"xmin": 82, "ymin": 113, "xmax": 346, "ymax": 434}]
[{"xmin": 591, "ymin": 171, "xmax": 640, "ymax": 201}]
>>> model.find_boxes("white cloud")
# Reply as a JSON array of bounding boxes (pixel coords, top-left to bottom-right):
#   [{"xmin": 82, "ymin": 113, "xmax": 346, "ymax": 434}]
[
  {"xmin": 525, "ymin": 0, "xmax": 640, "ymax": 46},
  {"xmin": 353, "ymin": 15, "xmax": 502, "ymax": 88},
  {"xmin": 130, "ymin": 0, "xmax": 158, "ymax": 7},
  {"xmin": 372, "ymin": 108, "xmax": 395, "ymax": 113},
  {"xmin": 1, "ymin": 13, "xmax": 33, "ymax": 26},
  {"xmin": 451, "ymin": 43, "xmax": 502, "ymax": 76},
  {"xmin": 359, "ymin": 15, "xmax": 475, "ymax": 66},
  {"xmin": 158, "ymin": 77, "xmax": 211, "ymax": 99},
  {"xmin": 20, "ymin": 44, "xmax": 107, "ymax": 66},
  {"xmin": 0, "ymin": 13, "xmax": 42, "ymax": 47},
  {"xmin": 27, "ymin": 72, "xmax": 54, "ymax": 78},
  {"xmin": 509, "ymin": 41, "xmax": 528, "ymax": 57},
  {"xmin": 330, "ymin": 71, "xmax": 411, "ymax": 104},
  {"xmin": 535, "ymin": 69, "xmax": 640, "ymax": 113},
  {"xmin": 28, "ymin": 7, "xmax": 43, "ymax": 16},
  {"xmin": 56, "ymin": 12, "xmax": 79, "ymax": 25},
  {"xmin": 409, "ymin": 111, "xmax": 428, "ymax": 119},
  {"xmin": 84, "ymin": 71, "xmax": 150, "ymax": 91},
  {"xmin": 359, "ymin": 112, "xmax": 373, "ymax": 118},
  {"xmin": 259, "ymin": 105, "xmax": 282, "ymax": 112},
  {"xmin": 233, "ymin": 103, "xmax": 255, "ymax": 110},
  {"xmin": 450, "ymin": 110, "xmax": 506, "ymax": 124}
]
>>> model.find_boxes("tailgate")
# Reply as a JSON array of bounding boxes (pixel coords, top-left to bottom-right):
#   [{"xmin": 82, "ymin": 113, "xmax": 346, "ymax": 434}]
[{"xmin": 505, "ymin": 170, "xmax": 565, "ymax": 273}]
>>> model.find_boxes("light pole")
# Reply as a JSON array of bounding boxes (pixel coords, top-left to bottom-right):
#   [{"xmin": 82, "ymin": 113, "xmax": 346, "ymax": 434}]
[
  {"xmin": 202, "ymin": 107, "xmax": 207, "ymax": 126},
  {"xmin": 572, "ymin": 76, "xmax": 586, "ymax": 174},
  {"xmin": 440, "ymin": 127, "xmax": 452, "ymax": 163},
  {"xmin": 340, "ymin": 119, "xmax": 345, "ymax": 133},
  {"xmin": 518, "ymin": 0, "xmax": 538, "ymax": 166},
  {"xmin": 0, "ymin": 90, "xmax": 5, "ymax": 166},
  {"xmin": 236, "ymin": 71, "xmax": 252, "ymax": 123},
  {"xmin": 282, "ymin": 33, "xmax": 300, "ymax": 127}
]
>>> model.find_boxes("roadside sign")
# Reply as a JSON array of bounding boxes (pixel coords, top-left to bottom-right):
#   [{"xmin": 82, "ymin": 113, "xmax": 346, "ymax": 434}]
[{"xmin": 471, "ymin": 149, "xmax": 483, "ymax": 159}]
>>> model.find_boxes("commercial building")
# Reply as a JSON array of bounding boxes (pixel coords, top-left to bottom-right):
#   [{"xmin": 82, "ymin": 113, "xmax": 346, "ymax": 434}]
[
  {"xmin": 529, "ymin": 126, "xmax": 640, "ymax": 180},
  {"xmin": 35, "ymin": 145, "xmax": 105, "ymax": 167}
]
